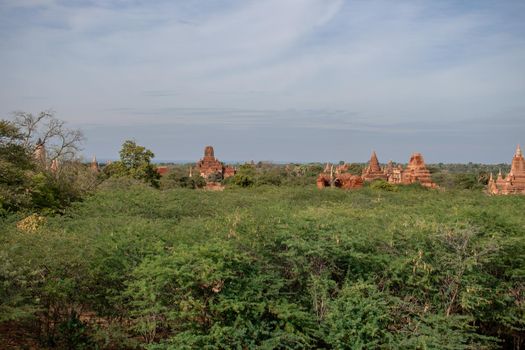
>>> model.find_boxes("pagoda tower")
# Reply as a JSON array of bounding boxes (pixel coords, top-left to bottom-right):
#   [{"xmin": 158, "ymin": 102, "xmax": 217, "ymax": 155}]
[
  {"xmin": 362, "ymin": 151, "xmax": 388, "ymax": 181},
  {"xmin": 33, "ymin": 138, "xmax": 46, "ymax": 166},
  {"xmin": 401, "ymin": 152, "xmax": 437, "ymax": 188},
  {"xmin": 488, "ymin": 145, "xmax": 525, "ymax": 194},
  {"xmin": 90, "ymin": 155, "xmax": 100, "ymax": 172}
]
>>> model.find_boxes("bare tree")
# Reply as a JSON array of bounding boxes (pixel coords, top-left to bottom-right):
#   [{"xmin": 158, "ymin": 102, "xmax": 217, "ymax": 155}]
[{"xmin": 12, "ymin": 110, "xmax": 84, "ymax": 161}]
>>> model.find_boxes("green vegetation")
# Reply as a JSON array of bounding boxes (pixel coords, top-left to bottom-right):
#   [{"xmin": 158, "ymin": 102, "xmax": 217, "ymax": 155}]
[
  {"xmin": 103, "ymin": 140, "xmax": 161, "ymax": 188},
  {"xmin": 2, "ymin": 112, "xmax": 524, "ymax": 348},
  {"xmin": 1, "ymin": 117, "xmax": 96, "ymax": 214},
  {"xmin": 1, "ymin": 185, "xmax": 524, "ymax": 349}
]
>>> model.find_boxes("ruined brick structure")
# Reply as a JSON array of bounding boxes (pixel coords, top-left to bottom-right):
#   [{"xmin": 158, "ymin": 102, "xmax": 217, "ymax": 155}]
[
  {"xmin": 223, "ymin": 166, "xmax": 236, "ymax": 178},
  {"xmin": 386, "ymin": 162, "xmax": 404, "ymax": 185},
  {"xmin": 334, "ymin": 173, "xmax": 364, "ymax": 189},
  {"xmin": 317, "ymin": 151, "xmax": 437, "ymax": 189},
  {"xmin": 362, "ymin": 151, "xmax": 388, "ymax": 182},
  {"xmin": 156, "ymin": 166, "xmax": 169, "ymax": 176},
  {"xmin": 317, "ymin": 163, "xmax": 363, "ymax": 190},
  {"xmin": 488, "ymin": 145, "xmax": 525, "ymax": 195}
]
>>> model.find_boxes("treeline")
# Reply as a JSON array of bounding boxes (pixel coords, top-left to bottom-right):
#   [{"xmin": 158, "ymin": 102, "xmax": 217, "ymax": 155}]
[
  {"xmin": 159, "ymin": 161, "xmax": 499, "ymax": 191},
  {"xmin": 1, "ymin": 110, "xmax": 509, "ymax": 217}
]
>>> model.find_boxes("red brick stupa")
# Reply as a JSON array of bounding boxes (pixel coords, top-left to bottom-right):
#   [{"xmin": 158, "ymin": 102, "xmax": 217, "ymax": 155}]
[
  {"xmin": 400, "ymin": 152, "xmax": 437, "ymax": 188},
  {"xmin": 196, "ymin": 146, "xmax": 236, "ymax": 181},
  {"xmin": 488, "ymin": 145, "xmax": 525, "ymax": 195},
  {"xmin": 362, "ymin": 151, "xmax": 388, "ymax": 182}
]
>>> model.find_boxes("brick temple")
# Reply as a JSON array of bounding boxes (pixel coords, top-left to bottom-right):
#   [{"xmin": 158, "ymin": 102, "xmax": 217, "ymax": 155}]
[
  {"xmin": 397, "ymin": 153, "xmax": 437, "ymax": 188},
  {"xmin": 362, "ymin": 151, "xmax": 388, "ymax": 182},
  {"xmin": 488, "ymin": 145, "xmax": 525, "ymax": 195},
  {"xmin": 196, "ymin": 146, "xmax": 236, "ymax": 181},
  {"xmin": 317, "ymin": 151, "xmax": 437, "ymax": 189}
]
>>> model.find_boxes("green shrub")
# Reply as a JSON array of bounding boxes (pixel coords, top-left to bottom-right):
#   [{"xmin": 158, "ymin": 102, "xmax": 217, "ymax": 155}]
[{"xmin": 369, "ymin": 179, "xmax": 397, "ymax": 191}]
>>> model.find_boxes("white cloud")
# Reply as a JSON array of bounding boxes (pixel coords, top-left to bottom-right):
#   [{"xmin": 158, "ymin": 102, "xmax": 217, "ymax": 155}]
[{"xmin": 0, "ymin": 0, "xmax": 524, "ymax": 161}]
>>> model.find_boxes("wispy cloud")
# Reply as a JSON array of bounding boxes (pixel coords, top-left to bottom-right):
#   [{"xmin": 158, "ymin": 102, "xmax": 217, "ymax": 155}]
[{"xmin": 0, "ymin": 0, "xmax": 524, "ymax": 161}]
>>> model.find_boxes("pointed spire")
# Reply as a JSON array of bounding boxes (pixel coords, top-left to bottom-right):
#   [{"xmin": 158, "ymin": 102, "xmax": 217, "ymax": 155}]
[
  {"xmin": 497, "ymin": 168, "xmax": 503, "ymax": 181},
  {"xmin": 516, "ymin": 144, "xmax": 522, "ymax": 157},
  {"xmin": 368, "ymin": 150, "xmax": 381, "ymax": 172},
  {"xmin": 90, "ymin": 155, "xmax": 99, "ymax": 172},
  {"xmin": 50, "ymin": 159, "xmax": 59, "ymax": 173},
  {"xmin": 33, "ymin": 139, "xmax": 46, "ymax": 165}
]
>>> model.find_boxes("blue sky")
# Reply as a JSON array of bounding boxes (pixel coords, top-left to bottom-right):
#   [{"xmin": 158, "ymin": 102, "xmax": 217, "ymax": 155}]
[{"xmin": 0, "ymin": 0, "xmax": 524, "ymax": 163}]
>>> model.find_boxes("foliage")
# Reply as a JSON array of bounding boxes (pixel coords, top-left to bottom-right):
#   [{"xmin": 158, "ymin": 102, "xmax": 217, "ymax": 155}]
[
  {"xmin": 0, "ymin": 185, "xmax": 524, "ymax": 348},
  {"xmin": 369, "ymin": 179, "xmax": 398, "ymax": 191},
  {"xmin": 229, "ymin": 163, "xmax": 257, "ymax": 187},
  {"xmin": 1, "ymin": 116, "xmax": 95, "ymax": 214},
  {"xmin": 12, "ymin": 110, "xmax": 84, "ymax": 162},
  {"xmin": 0, "ymin": 119, "xmax": 34, "ymax": 212},
  {"xmin": 160, "ymin": 170, "xmax": 206, "ymax": 189},
  {"xmin": 103, "ymin": 140, "xmax": 161, "ymax": 187}
]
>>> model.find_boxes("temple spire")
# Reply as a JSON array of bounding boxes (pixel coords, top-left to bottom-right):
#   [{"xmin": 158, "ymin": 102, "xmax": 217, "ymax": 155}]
[
  {"xmin": 516, "ymin": 144, "xmax": 522, "ymax": 157},
  {"xmin": 90, "ymin": 155, "xmax": 99, "ymax": 172}
]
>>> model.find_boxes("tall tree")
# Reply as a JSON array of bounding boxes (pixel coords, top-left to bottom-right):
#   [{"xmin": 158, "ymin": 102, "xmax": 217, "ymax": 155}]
[
  {"xmin": 105, "ymin": 140, "xmax": 160, "ymax": 188},
  {"xmin": 0, "ymin": 120, "xmax": 34, "ymax": 211},
  {"xmin": 12, "ymin": 110, "xmax": 84, "ymax": 162}
]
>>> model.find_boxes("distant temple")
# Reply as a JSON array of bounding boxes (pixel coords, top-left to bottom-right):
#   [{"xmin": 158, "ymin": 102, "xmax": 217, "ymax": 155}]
[
  {"xmin": 362, "ymin": 151, "xmax": 388, "ymax": 182},
  {"xmin": 33, "ymin": 138, "xmax": 46, "ymax": 166},
  {"xmin": 488, "ymin": 145, "xmax": 525, "ymax": 195},
  {"xmin": 397, "ymin": 152, "xmax": 437, "ymax": 188},
  {"xmin": 317, "ymin": 151, "xmax": 437, "ymax": 189},
  {"xmin": 196, "ymin": 146, "xmax": 236, "ymax": 181},
  {"xmin": 156, "ymin": 166, "xmax": 169, "ymax": 176},
  {"xmin": 90, "ymin": 155, "xmax": 100, "ymax": 172},
  {"xmin": 50, "ymin": 159, "xmax": 59, "ymax": 173}
]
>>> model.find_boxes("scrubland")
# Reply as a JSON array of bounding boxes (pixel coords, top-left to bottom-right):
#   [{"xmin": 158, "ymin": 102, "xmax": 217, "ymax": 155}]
[{"xmin": 1, "ymin": 184, "xmax": 524, "ymax": 349}]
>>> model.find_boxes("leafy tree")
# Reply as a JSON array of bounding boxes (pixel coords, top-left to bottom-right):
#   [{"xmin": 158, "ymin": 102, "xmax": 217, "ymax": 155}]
[
  {"xmin": 104, "ymin": 140, "xmax": 160, "ymax": 188},
  {"xmin": 231, "ymin": 164, "xmax": 256, "ymax": 187},
  {"xmin": 0, "ymin": 120, "xmax": 34, "ymax": 212}
]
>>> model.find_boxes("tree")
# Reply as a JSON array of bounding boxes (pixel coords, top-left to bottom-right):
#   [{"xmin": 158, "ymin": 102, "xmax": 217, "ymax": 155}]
[
  {"xmin": 12, "ymin": 110, "xmax": 84, "ymax": 162},
  {"xmin": 1, "ymin": 113, "xmax": 95, "ymax": 213},
  {"xmin": 0, "ymin": 120, "xmax": 34, "ymax": 212},
  {"xmin": 104, "ymin": 140, "xmax": 160, "ymax": 188},
  {"xmin": 231, "ymin": 164, "xmax": 256, "ymax": 187}
]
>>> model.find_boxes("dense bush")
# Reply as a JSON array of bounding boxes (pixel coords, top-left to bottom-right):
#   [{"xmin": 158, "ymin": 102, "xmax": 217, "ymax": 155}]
[
  {"xmin": 1, "ymin": 185, "xmax": 523, "ymax": 349},
  {"xmin": 103, "ymin": 140, "xmax": 161, "ymax": 188}
]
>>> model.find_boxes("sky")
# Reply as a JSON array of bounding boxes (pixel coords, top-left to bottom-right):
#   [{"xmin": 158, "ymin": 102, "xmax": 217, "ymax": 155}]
[{"xmin": 0, "ymin": 0, "xmax": 524, "ymax": 163}]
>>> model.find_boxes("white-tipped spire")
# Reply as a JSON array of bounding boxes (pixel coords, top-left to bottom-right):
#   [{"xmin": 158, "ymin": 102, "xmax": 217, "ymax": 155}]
[{"xmin": 516, "ymin": 144, "xmax": 522, "ymax": 157}]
